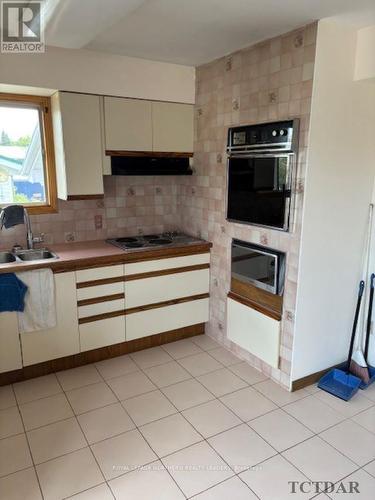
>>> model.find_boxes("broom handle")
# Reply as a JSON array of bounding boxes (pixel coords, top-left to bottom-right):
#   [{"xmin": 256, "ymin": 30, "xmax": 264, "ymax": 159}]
[
  {"xmin": 347, "ymin": 281, "xmax": 365, "ymax": 370},
  {"xmin": 364, "ymin": 273, "xmax": 375, "ymax": 361}
]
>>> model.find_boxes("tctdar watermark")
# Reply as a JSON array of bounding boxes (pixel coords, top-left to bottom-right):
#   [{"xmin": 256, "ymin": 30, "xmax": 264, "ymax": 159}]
[
  {"xmin": 1, "ymin": 1, "xmax": 44, "ymax": 53},
  {"xmin": 289, "ymin": 480, "xmax": 360, "ymax": 495}
]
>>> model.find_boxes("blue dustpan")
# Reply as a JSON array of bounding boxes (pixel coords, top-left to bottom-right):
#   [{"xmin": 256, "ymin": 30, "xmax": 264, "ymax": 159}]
[{"xmin": 318, "ymin": 368, "xmax": 361, "ymax": 401}]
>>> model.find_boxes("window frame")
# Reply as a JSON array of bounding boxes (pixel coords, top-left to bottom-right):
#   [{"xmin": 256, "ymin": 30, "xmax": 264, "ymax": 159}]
[{"xmin": 0, "ymin": 92, "xmax": 57, "ymax": 214}]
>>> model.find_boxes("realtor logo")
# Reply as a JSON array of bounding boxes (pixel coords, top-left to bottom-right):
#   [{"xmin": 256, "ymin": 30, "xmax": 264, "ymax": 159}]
[{"xmin": 1, "ymin": 1, "xmax": 44, "ymax": 53}]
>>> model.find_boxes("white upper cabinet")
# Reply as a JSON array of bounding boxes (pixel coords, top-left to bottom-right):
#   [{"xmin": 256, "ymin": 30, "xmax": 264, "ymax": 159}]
[
  {"xmin": 51, "ymin": 91, "xmax": 105, "ymax": 199},
  {"xmin": 152, "ymin": 102, "xmax": 194, "ymax": 153},
  {"xmin": 104, "ymin": 97, "xmax": 153, "ymax": 152}
]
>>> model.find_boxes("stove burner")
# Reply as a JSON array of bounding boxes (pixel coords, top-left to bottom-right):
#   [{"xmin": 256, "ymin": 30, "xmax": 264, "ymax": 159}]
[
  {"xmin": 123, "ymin": 242, "xmax": 145, "ymax": 248},
  {"xmin": 148, "ymin": 238, "xmax": 172, "ymax": 245},
  {"xmin": 142, "ymin": 234, "xmax": 160, "ymax": 240},
  {"xmin": 115, "ymin": 237, "xmax": 138, "ymax": 243}
]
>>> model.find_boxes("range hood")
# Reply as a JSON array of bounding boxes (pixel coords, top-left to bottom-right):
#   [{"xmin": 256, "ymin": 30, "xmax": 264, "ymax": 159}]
[{"xmin": 111, "ymin": 155, "xmax": 193, "ymax": 176}]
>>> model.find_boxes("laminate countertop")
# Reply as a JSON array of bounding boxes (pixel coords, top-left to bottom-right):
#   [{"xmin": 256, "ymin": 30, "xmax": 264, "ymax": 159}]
[{"xmin": 0, "ymin": 237, "xmax": 212, "ymax": 274}]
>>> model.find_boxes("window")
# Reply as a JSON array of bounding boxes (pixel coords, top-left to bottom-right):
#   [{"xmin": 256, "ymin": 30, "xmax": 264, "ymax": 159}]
[{"xmin": 0, "ymin": 93, "xmax": 57, "ymax": 214}]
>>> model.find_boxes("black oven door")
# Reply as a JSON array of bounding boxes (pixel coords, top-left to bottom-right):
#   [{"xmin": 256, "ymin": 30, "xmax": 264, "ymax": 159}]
[{"xmin": 227, "ymin": 154, "xmax": 293, "ymax": 230}]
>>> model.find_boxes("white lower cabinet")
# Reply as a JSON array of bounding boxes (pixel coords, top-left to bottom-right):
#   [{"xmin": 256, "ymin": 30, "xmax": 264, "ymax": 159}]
[
  {"xmin": 227, "ymin": 297, "xmax": 280, "ymax": 369},
  {"xmin": 79, "ymin": 315, "xmax": 125, "ymax": 351},
  {"xmin": 0, "ymin": 312, "xmax": 22, "ymax": 373},
  {"xmin": 21, "ymin": 272, "xmax": 80, "ymax": 366}
]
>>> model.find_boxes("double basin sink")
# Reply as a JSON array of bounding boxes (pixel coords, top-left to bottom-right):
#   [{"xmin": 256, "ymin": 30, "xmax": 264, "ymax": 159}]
[{"xmin": 0, "ymin": 249, "xmax": 58, "ymax": 265}]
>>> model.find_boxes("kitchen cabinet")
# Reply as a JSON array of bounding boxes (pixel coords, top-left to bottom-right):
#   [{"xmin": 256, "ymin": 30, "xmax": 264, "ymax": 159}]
[
  {"xmin": 152, "ymin": 102, "xmax": 194, "ymax": 153},
  {"xmin": 51, "ymin": 91, "xmax": 105, "ymax": 199},
  {"xmin": 227, "ymin": 296, "xmax": 280, "ymax": 368},
  {"xmin": 0, "ymin": 312, "xmax": 22, "ymax": 373},
  {"xmin": 104, "ymin": 97, "xmax": 153, "ymax": 152},
  {"xmin": 21, "ymin": 272, "xmax": 80, "ymax": 366}
]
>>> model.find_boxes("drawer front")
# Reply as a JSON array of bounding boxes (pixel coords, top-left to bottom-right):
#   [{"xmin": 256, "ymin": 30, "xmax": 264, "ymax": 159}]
[
  {"xmin": 77, "ymin": 282, "xmax": 124, "ymax": 301},
  {"xmin": 125, "ymin": 269, "xmax": 209, "ymax": 308},
  {"xmin": 76, "ymin": 265, "xmax": 124, "ymax": 284},
  {"xmin": 124, "ymin": 253, "xmax": 210, "ymax": 275},
  {"xmin": 78, "ymin": 299, "xmax": 125, "ymax": 319},
  {"xmin": 80, "ymin": 315, "xmax": 125, "ymax": 351},
  {"xmin": 126, "ymin": 298, "xmax": 209, "ymax": 341}
]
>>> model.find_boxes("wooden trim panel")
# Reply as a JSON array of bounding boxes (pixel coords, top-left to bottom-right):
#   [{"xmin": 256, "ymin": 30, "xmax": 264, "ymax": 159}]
[
  {"xmin": 0, "ymin": 324, "xmax": 205, "ymax": 386},
  {"xmin": 291, "ymin": 363, "xmax": 343, "ymax": 391},
  {"xmin": 228, "ymin": 291, "xmax": 281, "ymax": 321},
  {"xmin": 125, "ymin": 263, "xmax": 210, "ymax": 281},
  {"xmin": 231, "ymin": 277, "xmax": 283, "ymax": 318},
  {"xmin": 77, "ymin": 293, "xmax": 125, "ymax": 307},
  {"xmin": 77, "ymin": 276, "xmax": 124, "ymax": 289},
  {"xmin": 79, "ymin": 309, "xmax": 125, "ymax": 324},
  {"xmin": 67, "ymin": 194, "xmax": 104, "ymax": 200},
  {"xmin": 106, "ymin": 150, "xmax": 193, "ymax": 158}
]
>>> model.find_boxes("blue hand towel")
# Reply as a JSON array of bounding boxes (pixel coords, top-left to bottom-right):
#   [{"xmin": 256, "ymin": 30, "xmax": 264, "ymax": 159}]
[{"xmin": 0, "ymin": 273, "xmax": 28, "ymax": 312}]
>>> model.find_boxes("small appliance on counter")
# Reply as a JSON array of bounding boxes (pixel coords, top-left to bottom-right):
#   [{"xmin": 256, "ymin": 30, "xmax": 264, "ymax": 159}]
[{"xmin": 226, "ymin": 119, "xmax": 299, "ymax": 231}]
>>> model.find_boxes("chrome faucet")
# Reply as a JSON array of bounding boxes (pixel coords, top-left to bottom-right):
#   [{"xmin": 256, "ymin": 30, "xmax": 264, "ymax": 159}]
[{"xmin": 0, "ymin": 205, "xmax": 44, "ymax": 250}]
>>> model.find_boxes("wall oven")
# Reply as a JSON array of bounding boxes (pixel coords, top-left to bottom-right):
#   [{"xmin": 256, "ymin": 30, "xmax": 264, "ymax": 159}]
[
  {"xmin": 226, "ymin": 119, "xmax": 299, "ymax": 231},
  {"xmin": 231, "ymin": 239, "xmax": 286, "ymax": 295}
]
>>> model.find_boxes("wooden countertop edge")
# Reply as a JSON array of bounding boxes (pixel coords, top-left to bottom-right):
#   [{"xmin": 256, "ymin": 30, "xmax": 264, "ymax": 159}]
[{"xmin": 0, "ymin": 242, "xmax": 212, "ymax": 275}]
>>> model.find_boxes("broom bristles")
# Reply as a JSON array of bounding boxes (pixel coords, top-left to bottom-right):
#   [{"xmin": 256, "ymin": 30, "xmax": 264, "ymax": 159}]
[{"xmin": 350, "ymin": 359, "xmax": 370, "ymax": 384}]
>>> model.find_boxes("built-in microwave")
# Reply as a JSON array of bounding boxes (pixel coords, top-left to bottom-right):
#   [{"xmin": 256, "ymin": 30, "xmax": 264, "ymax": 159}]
[
  {"xmin": 231, "ymin": 239, "xmax": 286, "ymax": 295},
  {"xmin": 226, "ymin": 120, "xmax": 299, "ymax": 231}
]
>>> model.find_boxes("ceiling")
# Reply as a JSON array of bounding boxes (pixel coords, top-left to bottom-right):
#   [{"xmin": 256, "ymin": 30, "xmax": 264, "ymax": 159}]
[{"xmin": 45, "ymin": 0, "xmax": 375, "ymax": 66}]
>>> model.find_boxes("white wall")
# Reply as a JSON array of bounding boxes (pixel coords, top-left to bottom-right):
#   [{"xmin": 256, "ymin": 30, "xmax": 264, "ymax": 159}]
[
  {"xmin": 354, "ymin": 25, "xmax": 375, "ymax": 82},
  {"xmin": 291, "ymin": 19, "xmax": 375, "ymax": 381},
  {"xmin": 0, "ymin": 46, "xmax": 195, "ymax": 103}
]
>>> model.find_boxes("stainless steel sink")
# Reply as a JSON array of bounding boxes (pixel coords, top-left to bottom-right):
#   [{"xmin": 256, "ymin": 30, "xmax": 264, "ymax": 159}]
[
  {"xmin": 0, "ymin": 251, "xmax": 17, "ymax": 263},
  {"xmin": 16, "ymin": 249, "xmax": 58, "ymax": 261}
]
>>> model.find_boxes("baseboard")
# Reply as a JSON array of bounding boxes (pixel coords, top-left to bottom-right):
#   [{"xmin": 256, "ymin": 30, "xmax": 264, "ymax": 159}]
[
  {"xmin": 0, "ymin": 323, "xmax": 205, "ymax": 386},
  {"xmin": 291, "ymin": 362, "xmax": 343, "ymax": 391}
]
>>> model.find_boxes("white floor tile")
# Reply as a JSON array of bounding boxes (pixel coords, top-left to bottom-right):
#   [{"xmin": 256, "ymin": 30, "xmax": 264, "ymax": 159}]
[
  {"xmin": 162, "ymin": 338, "xmax": 203, "ymax": 359},
  {"xmin": 162, "ymin": 378, "xmax": 214, "ymax": 410},
  {"xmin": 364, "ymin": 459, "xmax": 375, "ymax": 477},
  {"xmin": 208, "ymin": 424, "xmax": 276, "ymax": 473},
  {"xmin": 240, "ymin": 454, "xmax": 309, "ymax": 500},
  {"xmin": 107, "ymin": 371, "xmax": 156, "ymax": 401},
  {"xmin": 178, "ymin": 352, "xmax": 223, "ymax": 377},
  {"xmin": 95, "ymin": 355, "xmax": 138, "ymax": 380},
  {"xmin": 191, "ymin": 335, "xmax": 220, "ymax": 351},
  {"xmin": 130, "ymin": 347, "xmax": 172, "ymax": 369},
  {"xmin": 183, "ymin": 399, "xmax": 241, "ymax": 438},
  {"xmin": 229, "ymin": 362, "xmax": 268, "ymax": 385},
  {"xmin": 191, "ymin": 476, "xmax": 257, "ymax": 499},
  {"xmin": 56, "ymin": 365, "xmax": 102, "ymax": 391},
  {"xmin": 283, "ymin": 395, "xmax": 346, "ymax": 433},
  {"xmin": 304, "ymin": 383, "xmax": 320, "ymax": 394},
  {"xmin": 249, "ymin": 408, "xmax": 313, "ymax": 452},
  {"xmin": 320, "ymin": 420, "xmax": 375, "ymax": 466},
  {"xmin": 361, "ymin": 382, "xmax": 375, "ymax": 402},
  {"xmin": 314, "ymin": 388, "xmax": 374, "ymax": 417},
  {"xmin": 68, "ymin": 483, "xmax": 113, "ymax": 499},
  {"xmin": 78, "ymin": 403, "xmax": 135, "ymax": 444},
  {"xmin": 66, "ymin": 382, "xmax": 117, "ymax": 415},
  {"xmin": 254, "ymin": 379, "xmax": 309, "ymax": 406},
  {"xmin": 140, "ymin": 413, "xmax": 202, "ymax": 457},
  {"xmin": 0, "ymin": 467, "xmax": 42, "ymax": 500},
  {"xmin": 13, "ymin": 374, "xmax": 62, "ymax": 405},
  {"xmin": 144, "ymin": 361, "xmax": 191, "ymax": 388},
  {"xmin": 283, "ymin": 436, "xmax": 357, "ymax": 483},
  {"xmin": 0, "ymin": 434, "xmax": 32, "ymax": 477},
  {"xmin": 197, "ymin": 368, "xmax": 247, "ymax": 397},
  {"xmin": 109, "ymin": 460, "xmax": 185, "ymax": 499},
  {"xmin": 329, "ymin": 469, "xmax": 375, "ymax": 500},
  {"xmin": 220, "ymin": 386, "xmax": 277, "ymax": 421},
  {"xmin": 209, "ymin": 347, "xmax": 242, "ymax": 366},
  {"xmin": 0, "ymin": 385, "xmax": 16, "ymax": 410},
  {"xmin": 36, "ymin": 447, "xmax": 103, "ymax": 500},
  {"xmin": 352, "ymin": 406, "xmax": 375, "ymax": 434},
  {"xmin": 122, "ymin": 390, "xmax": 177, "ymax": 426},
  {"xmin": 27, "ymin": 417, "xmax": 86, "ymax": 464},
  {"xmin": 20, "ymin": 393, "xmax": 73, "ymax": 431},
  {"xmin": 162, "ymin": 441, "xmax": 233, "ymax": 497},
  {"xmin": 91, "ymin": 429, "xmax": 157, "ymax": 480},
  {"xmin": 0, "ymin": 405, "xmax": 24, "ymax": 439}
]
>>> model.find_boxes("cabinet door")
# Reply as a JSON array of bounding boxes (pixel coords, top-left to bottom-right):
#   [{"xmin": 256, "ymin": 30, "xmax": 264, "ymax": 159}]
[
  {"xmin": 104, "ymin": 97, "xmax": 152, "ymax": 151},
  {"xmin": 0, "ymin": 313, "xmax": 22, "ymax": 373},
  {"xmin": 80, "ymin": 316, "xmax": 125, "ymax": 351},
  {"xmin": 152, "ymin": 102, "xmax": 194, "ymax": 152},
  {"xmin": 52, "ymin": 92, "xmax": 104, "ymax": 198},
  {"xmin": 21, "ymin": 272, "xmax": 80, "ymax": 366}
]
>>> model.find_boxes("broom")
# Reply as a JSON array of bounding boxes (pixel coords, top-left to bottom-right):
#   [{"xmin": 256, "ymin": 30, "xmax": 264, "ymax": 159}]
[{"xmin": 349, "ymin": 204, "xmax": 373, "ymax": 383}]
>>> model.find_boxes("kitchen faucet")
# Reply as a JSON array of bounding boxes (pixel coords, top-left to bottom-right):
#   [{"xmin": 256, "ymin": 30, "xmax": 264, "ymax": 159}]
[{"xmin": 0, "ymin": 205, "xmax": 44, "ymax": 250}]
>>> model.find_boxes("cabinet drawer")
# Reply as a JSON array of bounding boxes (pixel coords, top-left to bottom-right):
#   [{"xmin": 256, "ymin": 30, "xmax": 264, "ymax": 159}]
[
  {"xmin": 125, "ymin": 269, "xmax": 209, "ymax": 308},
  {"xmin": 80, "ymin": 315, "xmax": 125, "ymax": 351},
  {"xmin": 76, "ymin": 265, "xmax": 124, "ymax": 284},
  {"xmin": 125, "ymin": 253, "xmax": 210, "ymax": 275},
  {"xmin": 77, "ymin": 282, "xmax": 124, "ymax": 301},
  {"xmin": 78, "ymin": 299, "xmax": 125, "ymax": 319},
  {"xmin": 126, "ymin": 298, "xmax": 209, "ymax": 341}
]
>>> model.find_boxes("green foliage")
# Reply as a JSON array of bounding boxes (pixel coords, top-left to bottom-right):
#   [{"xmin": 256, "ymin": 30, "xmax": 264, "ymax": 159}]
[
  {"xmin": 0, "ymin": 130, "xmax": 11, "ymax": 145},
  {"xmin": 0, "ymin": 131, "xmax": 31, "ymax": 147},
  {"xmin": 13, "ymin": 192, "xmax": 31, "ymax": 203}
]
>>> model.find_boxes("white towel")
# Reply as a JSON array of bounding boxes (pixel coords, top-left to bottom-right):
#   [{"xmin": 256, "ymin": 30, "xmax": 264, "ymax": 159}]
[{"xmin": 16, "ymin": 269, "xmax": 57, "ymax": 333}]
